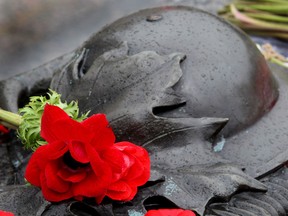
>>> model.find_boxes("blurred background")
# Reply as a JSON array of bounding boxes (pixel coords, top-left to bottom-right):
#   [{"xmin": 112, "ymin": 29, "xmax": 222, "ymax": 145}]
[{"xmin": 0, "ymin": 0, "xmax": 230, "ymax": 80}]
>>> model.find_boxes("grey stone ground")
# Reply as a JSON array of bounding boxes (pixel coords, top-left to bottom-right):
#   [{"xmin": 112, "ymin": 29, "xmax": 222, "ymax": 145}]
[{"xmin": 0, "ymin": 0, "xmax": 231, "ymax": 80}]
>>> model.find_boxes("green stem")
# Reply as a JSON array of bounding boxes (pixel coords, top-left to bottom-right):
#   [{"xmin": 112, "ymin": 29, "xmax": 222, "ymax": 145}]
[
  {"xmin": 0, "ymin": 109, "xmax": 22, "ymax": 128},
  {"xmin": 230, "ymin": 4, "xmax": 288, "ymax": 31},
  {"xmin": 236, "ymin": 3, "xmax": 288, "ymax": 14},
  {"xmin": 270, "ymin": 57, "xmax": 288, "ymax": 68},
  {"xmin": 238, "ymin": 0, "xmax": 288, "ymax": 4},
  {"xmin": 244, "ymin": 12, "xmax": 288, "ymax": 23}
]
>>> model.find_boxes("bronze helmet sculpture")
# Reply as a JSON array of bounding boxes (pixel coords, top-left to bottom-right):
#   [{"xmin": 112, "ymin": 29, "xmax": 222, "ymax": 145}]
[{"xmin": 0, "ymin": 5, "xmax": 288, "ymax": 216}]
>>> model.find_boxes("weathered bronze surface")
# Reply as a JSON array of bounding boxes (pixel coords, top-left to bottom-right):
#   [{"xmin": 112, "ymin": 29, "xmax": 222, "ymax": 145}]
[{"xmin": 0, "ymin": 5, "xmax": 288, "ymax": 216}]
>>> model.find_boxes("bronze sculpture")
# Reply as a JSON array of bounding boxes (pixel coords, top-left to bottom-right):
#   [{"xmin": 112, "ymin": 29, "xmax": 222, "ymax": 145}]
[{"xmin": 0, "ymin": 6, "xmax": 288, "ymax": 216}]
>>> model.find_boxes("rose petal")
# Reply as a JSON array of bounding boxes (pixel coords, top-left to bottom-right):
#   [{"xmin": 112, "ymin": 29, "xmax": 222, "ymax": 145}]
[
  {"xmin": 25, "ymin": 155, "xmax": 41, "ymax": 187},
  {"xmin": 41, "ymin": 105, "xmax": 93, "ymax": 144},
  {"xmin": 115, "ymin": 142, "xmax": 150, "ymax": 185},
  {"xmin": 25, "ymin": 145, "xmax": 50, "ymax": 187},
  {"xmin": 40, "ymin": 173, "xmax": 73, "ymax": 202},
  {"xmin": 68, "ymin": 141, "xmax": 89, "ymax": 163},
  {"xmin": 70, "ymin": 144, "xmax": 113, "ymax": 203},
  {"xmin": 178, "ymin": 210, "xmax": 197, "ymax": 216},
  {"xmin": 85, "ymin": 144, "xmax": 112, "ymax": 180},
  {"xmin": 123, "ymin": 156, "xmax": 144, "ymax": 181},
  {"xmin": 82, "ymin": 114, "xmax": 115, "ymax": 151},
  {"xmin": 73, "ymin": 172, "xmax": 109, "ymax": 203},
  {"xmin": 145, "ymin": 209, "xmax": 196, "ymax": 216},
  {"xmin": 0, "ymin": 125, "xmax": 9, "ymax": 134},
  {"xmin": 106, "ymin": 180, "xmax": 137, "ymax": 201},
  {"xmin": 52, "ymin": 119, "xmax": 91, "ymax": 143},
  {"xmin": 45, "ymin": 161, "xmax": 70, "ymax": 193},
  {"xmin": 74, "ymin": 196, "xmax": 83, "ymax": 201},
  {"xmin": 101, "ymin": 147, "xmax": 129, "ymax": 181},
  {"xmin": 46, "ymin": 141, "xmax": 68, "ymax": 160},
  {"xmin": 0, "ymin": 210, "xmax": 14, "ymax": 216},
  {"xmin": 57, "ymin": 167, "xmax": 87, "ymax": 183},
  {"xmin": 40, "ymin": 104, "xmax": 70, "ymax": 142}
]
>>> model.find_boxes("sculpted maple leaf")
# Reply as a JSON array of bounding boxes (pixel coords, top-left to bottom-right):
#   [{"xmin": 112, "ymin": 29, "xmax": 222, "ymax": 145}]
[{"xmin": 51, "ymin": 42, "xmax": 266, "ymax": 215}]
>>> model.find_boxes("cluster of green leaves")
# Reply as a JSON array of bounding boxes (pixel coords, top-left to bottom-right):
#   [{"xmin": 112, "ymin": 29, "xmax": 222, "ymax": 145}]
[
  {"xmin": 219, "ymin": 0, "xmax": 288, "ymax": 40},
  {"xmin": 18, "ymin": 89, "xmax": 89, "ymax": 151}
]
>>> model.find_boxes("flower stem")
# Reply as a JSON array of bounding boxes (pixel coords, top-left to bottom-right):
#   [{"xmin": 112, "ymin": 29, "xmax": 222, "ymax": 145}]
[
  {"xmin": 245, "ymin": 12, "xmax": 288, "ymax": 23},
  {"xmin": 218, "ymin": 1, "xmax": 288, "ymax": 41},
  {"xmin": 0, "ymin": 109, "xmax": 22, "ymax": 129},
  {"xmin": 230, "ymin": 4, "xmax": 288, "ymax": 31},
  {"xmin": 236, "ymin": 3, "xmax": 288, "ymax": 14}
]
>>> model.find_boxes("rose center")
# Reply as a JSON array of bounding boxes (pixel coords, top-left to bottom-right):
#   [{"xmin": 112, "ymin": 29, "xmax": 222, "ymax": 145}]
[{"xmin": 63, "ymin": 151, "xmax": 89, "ymax": 170}]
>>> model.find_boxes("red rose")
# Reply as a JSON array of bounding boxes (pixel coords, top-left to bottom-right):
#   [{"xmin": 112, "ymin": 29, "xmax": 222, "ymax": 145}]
[
  {"xmin": 0, "ymin": 210, "xmax": 14, "ymax": 216},
  {"xmin": 145, "ymin": 209, "xmax": 196, "ymax": 216},
  {"xmin": 106, "ymin": 142, "xmax": 150, "ymax": 201},
  {"xmin": 25, "ymin": 104, "xmax": 150, "ymax": 203},
  {"xmin": 0, "ymin": 125, "xmax": 8, "ymax": 134}
]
